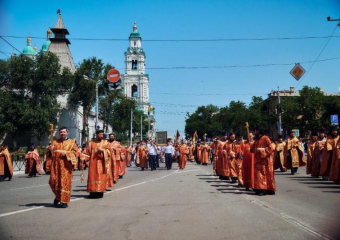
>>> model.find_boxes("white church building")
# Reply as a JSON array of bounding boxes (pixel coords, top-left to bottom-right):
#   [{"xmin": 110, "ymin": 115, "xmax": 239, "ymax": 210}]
[{"xmin": 121, "ymin": 23, "xmax": 150, "ymax": 114}]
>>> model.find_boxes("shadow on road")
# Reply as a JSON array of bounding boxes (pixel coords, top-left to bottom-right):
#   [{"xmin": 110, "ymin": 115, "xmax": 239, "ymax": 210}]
[
  {"xmin": 71, "ymin": 194, "xmax": 89, "ymax": 198},
  {"xmin": 322, "ymin": 191, "xmax": 340, "ymax": 193},
  {"xmin": 302, "ymin": 181, "xmax": 338, "ymax": 184},
  {"xmin": 198, "ymin": 178, "xmax": 219, "ymax": 180},
  {"xmin": 20, "ymin": 203, "xmax": 55, "ymax": 208},
  {"xmin": 72, "ymin": 189, "xmax": 87, "ymax": 192},
  {"xmin": 310, "ymin": 186, "xmax": 340, "ymax": 189}
]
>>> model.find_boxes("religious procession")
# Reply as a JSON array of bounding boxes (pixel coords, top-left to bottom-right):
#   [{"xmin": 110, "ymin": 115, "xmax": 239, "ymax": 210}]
[
  {"xmin": 1, "ymin": 2, "xmax": 340, "ymax": 239},
  {"xmin": 3, "ymin": 123, "xmax": 339, "ymax": 208}
]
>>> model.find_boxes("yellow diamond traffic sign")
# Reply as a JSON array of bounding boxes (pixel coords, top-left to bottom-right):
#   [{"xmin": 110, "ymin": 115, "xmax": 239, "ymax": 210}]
[{"xmin": 290, "ymin": 63, "xmax": 306, "ymax": 81}]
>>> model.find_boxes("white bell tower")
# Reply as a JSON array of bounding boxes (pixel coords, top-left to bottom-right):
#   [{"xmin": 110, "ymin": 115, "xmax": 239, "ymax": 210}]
[{"xmin": 122, "ymin": 22, "xmax": 149, "ymax": 114}]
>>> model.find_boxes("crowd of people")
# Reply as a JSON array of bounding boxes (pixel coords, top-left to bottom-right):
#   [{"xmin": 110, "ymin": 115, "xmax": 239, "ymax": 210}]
[{"xmin": 0, "ymin": 125, "xmax": 339, "ymax": 207}]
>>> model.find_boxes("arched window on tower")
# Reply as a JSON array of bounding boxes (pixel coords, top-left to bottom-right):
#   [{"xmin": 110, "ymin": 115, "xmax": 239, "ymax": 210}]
[
  {"xmin": 132, "ymin": 60, "xmax": 137, "ymax": 70},
  {"xmin": 131, "ymin": 85, "xmax": 138, "ymax": 98}
]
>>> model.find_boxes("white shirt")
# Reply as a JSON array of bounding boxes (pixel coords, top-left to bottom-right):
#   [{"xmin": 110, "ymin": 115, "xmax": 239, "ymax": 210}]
[
  {"xmin": 148, "ymin": 145, "xmax": 157, "ymax": 155},
  {"xmin": 163, "ymin": 145, "xmax": 174, "ymax": 154}
]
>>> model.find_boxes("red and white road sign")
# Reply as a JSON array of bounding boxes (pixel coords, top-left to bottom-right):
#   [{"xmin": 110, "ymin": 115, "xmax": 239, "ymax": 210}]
[
  {"xmin": 107, "ymin": 69, "xmax": 120, "ymax": 83},
  {"xmin": 290, "ymin": 63, "xmax": 306, "ymax": 81}
]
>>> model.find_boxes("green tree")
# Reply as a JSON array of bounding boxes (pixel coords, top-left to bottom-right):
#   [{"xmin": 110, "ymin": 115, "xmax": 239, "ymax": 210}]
[
  {"xmin": 69, "ymin": 57, "xmax": 104, "ymax": 143},
  {"xmin": 0, "ymin": 52, "xmax": 74, "ymax": 144},
  {"xmin": 297, "ymin": 86, "xmax": 326, "ymax": 136},
  {"xmin": 185, "ymin": 104, "xmax": 221, "ymax": 139}
]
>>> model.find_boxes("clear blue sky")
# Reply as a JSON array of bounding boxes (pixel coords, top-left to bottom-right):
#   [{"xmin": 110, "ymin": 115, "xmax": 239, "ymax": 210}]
[{"xmin": 1, "ymin": 0, "xmax": 340, "ymax": 137}]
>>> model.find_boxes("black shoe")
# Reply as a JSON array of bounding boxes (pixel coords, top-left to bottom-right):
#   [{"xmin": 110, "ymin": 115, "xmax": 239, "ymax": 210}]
[
  {"xmin": 267, "ymin": 190, "xmax": 275, "ymax": 195},
  {"xmin": 60, "ymin": 203, "xmax": 68, "ymax": 208},
  {"xmin": 114, "ymin": 181, "xmax": 117, "ymax": 184},
  {"xmin": 237, "ymin": 184, "xmax": 243, "ymax": 188},
  {"xmin": 54, "ymin": 199, "xmax": 60, "ymax": 206},
  {"xmin": 119, "ymin": 176, "xmax": 123, "ymax": 179},
  {"xmin": 245, "ymin": 187, "xmax": 250, "ymax": 191}
]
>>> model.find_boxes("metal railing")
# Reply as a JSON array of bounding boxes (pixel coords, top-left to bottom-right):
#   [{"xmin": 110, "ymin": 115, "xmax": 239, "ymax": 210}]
[{"xmin": 11, "ymin": 149, "xmax": 46, "ymax": 172}]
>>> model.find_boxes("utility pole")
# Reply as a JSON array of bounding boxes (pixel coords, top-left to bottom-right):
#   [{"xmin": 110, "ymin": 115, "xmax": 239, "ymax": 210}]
[
  {"xmin": 130, "ymin": 108, "xmax": 133, "ymax": 146},
  {"xmin": 83, "ymin": 75, "xmax": 99, "ymax": 130},
  {"xmin": 95, "ymin": 81, "xmax": 98, "ymax": 130},
  {"xmin": 141, "ymin": 114, "xmax": 143, "ymax": 141},
  {"xmin": 277, "ymin": 86, "xmax": 282, "ymax": 135}
]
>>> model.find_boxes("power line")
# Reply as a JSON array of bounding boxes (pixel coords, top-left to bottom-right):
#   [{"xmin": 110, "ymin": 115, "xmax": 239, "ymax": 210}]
[
  {"xmin": 1, "ymin": 35, "xmax": 340, "ymax": 42},
  {"xmin": 0, "ymin": 36, "xmax": 22, "ymax": 54},
  {"xmin": 296, "ymin": 26, "xmax": 339, "ymax": 88},
  {"xmin": 114, "ymin": 56, "xmax": 340, "ymax": 71},
  {"xmin": 151, "ymin": 92, "xmax": 267, "ymax": 96},
  {"xmin": 0, "ymin": 51, "xmax": 9, "ymax": 57}
]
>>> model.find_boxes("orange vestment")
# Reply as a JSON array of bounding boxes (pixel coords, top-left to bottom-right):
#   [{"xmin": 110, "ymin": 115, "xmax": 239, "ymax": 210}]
[
  {"xmin": 118, "ymin": 146, "xmax": 126, "ymax": 176},
  {"xmin": 195, "ymin": 145, "xmax": 201, "ymax": 163},
  {"xmin": 200, "ymin": 143, "xmax": 210, "ymax": 164},
  {"xmin": 25, "ymin": 150, "xmax": 42, "ymax": 175},
  {"xmin": 306, "ymin": 140, "xmax": 316, "ymax": 175},
  {"xmin": 108, "ymin": 141, "xmax": 120, "ymax": 182},
  {"xmin": 0, "ymin": 148, "xmax": 13, "ymax": 179},
  {"xmin": 224, "ymin": 141, "xmax": 237, "ymax": 178},
  {"xmin": 284, "ymin": 136, "xmax": 306, "ymax": 169},
  {"xmin": 242, "ymin": 140, "xmax": 254, "ymax": 189},
  {"xmin": 49, "ymin": 139, "xmax": 79, "ymax": 203},
  {"xmin": 178, "ymin": 144, "xmax": 189, "ymax": 169},
  {"xmin": 126, "ymin": 146, "xmax": 132, "ymax": 167},
  {"xmin": 79, "ymin": 149, "xmax": 90, "ymax": 170},
  {"xmin": 188, "ymin": 145, "xmax": 195, "ymax": 161},
  {"xmin": 320, "ymin": 135, "xmax": 339, "ymax": 177},
  {"xmin": 87, "ymin": 139, "xmax": 113, "ymax": 193},
  {"xmin": 216, "ymin": 140, "xmax": 229, "ymax": 177},
  {"xmin": 251, "ymin": 135, "xmax": 276, "ymax": 192},
  {"xmin": 235, "ymin": 141, "xmax": 246, "ymax": 186},
  {"xmin": 137, "ymin": 145, "xmax": 148, "ymax": 168},
  {"xmin": 43, "ymin": 148, "xmax": 53, "ymax": 173},
  {"xmin": 274, "ymin": 142, "xmax": 286, "ymax": 171},
  {"xmin": 329, "ymin": 137, "xmax": 340, "ymax": 181},
  {"xmin": 311, "ymin": 138, "xmax": 325, "ymax": 177}
]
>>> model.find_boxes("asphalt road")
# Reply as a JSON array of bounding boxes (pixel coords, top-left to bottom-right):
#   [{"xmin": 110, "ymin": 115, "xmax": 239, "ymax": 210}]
[{"xmin": 0, "ymin": 162, "xmax": 339, "ymax": 240}]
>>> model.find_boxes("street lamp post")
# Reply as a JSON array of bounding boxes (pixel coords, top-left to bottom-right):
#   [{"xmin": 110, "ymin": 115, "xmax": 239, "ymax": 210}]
[
  {"xmin": 83, "ymin": 75, "xmax": 99, "ymax": 130},
  {"xmin": 141, "ymin": 114, "xmax": 143, "ymax": 141},
  {"xmin": 277, "ymin": 86, "xmax": 282, "ymax": 135},
  {"xmin": 130, "ymin": 107, "xmax": 133, "ymax": 146}
]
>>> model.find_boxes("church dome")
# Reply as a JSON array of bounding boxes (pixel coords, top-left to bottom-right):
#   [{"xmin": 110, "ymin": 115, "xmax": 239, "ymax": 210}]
[
  {"xmin": 23, "ymin": 36, "xmax": 37, "ymax": 55},
  {"xmin": 42, "ymin": 28, "xmax": 52, "ymax": 52},
  {"xmin": 23, "ymin": 45, "xmax": 37, "ymax": 55},
  {"xmin": 42, "ymin": 39, "xmax": 51, "ymax": 52}
]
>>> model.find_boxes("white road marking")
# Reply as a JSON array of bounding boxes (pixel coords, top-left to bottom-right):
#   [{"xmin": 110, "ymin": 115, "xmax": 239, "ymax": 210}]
[
  {"xmin": 244, "ymin": 189, "xmax": 332, "ymax": 240},
  {"xmin": 0, "ymin": 207, "xmax": 44, "ymax": 217},
  {"xmin": 10, "ymin": 184, "xmax": 49, "ymax": 190},
  {"xmin": 202, "ymin": 169, "xmax": 332, "ymax": 240},
  {"xmin": 8, "ymin": 179, "xmax": 79, "ymax": 191},
  {"xmin": 175, "ymin": 169, "xmax": 200, "ymax": 174},
  {"xmin": 0, "ymin": 170, "xmax": 179, "ymax": 218}
]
